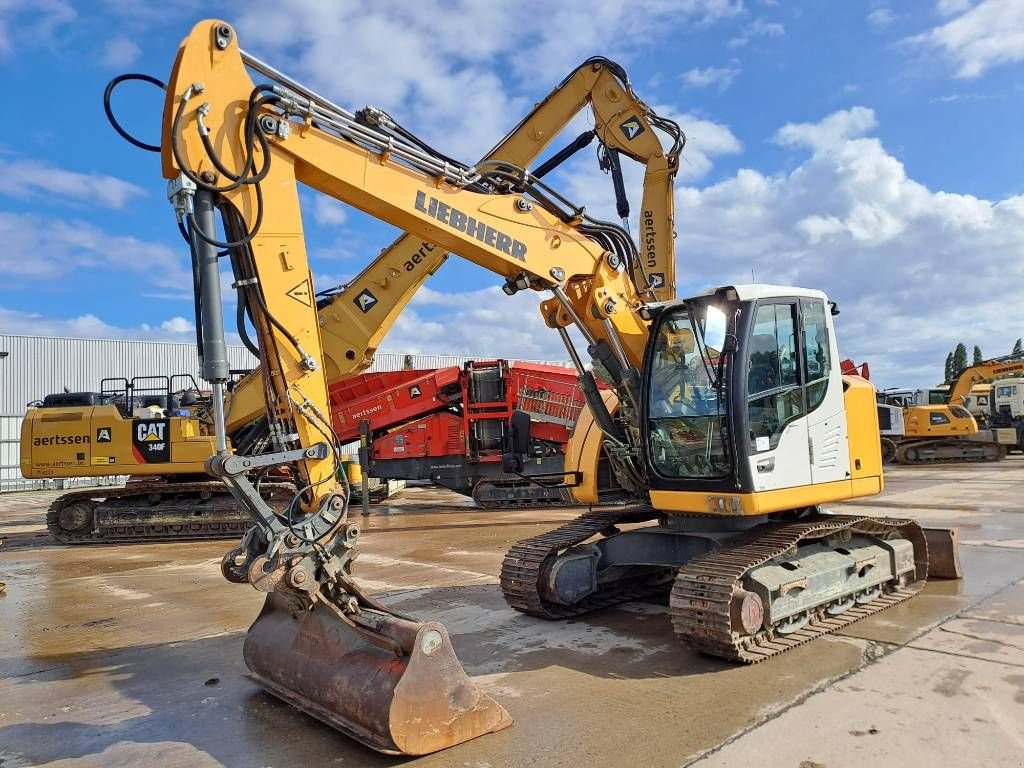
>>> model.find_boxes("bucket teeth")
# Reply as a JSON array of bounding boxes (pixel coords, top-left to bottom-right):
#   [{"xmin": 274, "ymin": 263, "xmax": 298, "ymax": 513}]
[{"xmin": 243, "ymin": 593, "xmax": 511, "ymax": 755}]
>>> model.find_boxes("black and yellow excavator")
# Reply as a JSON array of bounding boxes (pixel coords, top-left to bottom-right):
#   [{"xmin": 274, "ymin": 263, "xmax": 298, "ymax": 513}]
[
  {"xmin": 104, "ymin": 20, "xmax": 959, "ymax": 756},
  {"xmin": 21, "ymin": 50, "xmax": 681, "ymax": 543}
]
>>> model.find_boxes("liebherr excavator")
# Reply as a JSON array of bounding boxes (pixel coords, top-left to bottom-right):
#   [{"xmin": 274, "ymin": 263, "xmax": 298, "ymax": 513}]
[
  {"xmin": 22, "ymin": 49, "xmax": 681, "ymax": 543},
  {"xmin": 117, "ymin": 20, "xmax": 958, "ymax": 756},
  {"xmin": 883, "ymin": 354, "xmax": 1024, "ymax": 463}
]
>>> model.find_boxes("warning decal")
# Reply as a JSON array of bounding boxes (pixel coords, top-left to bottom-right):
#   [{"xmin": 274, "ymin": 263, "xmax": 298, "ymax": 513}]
[{"xmin": 286, "ymin": 279, "xmax": 313, "ymax": 307}]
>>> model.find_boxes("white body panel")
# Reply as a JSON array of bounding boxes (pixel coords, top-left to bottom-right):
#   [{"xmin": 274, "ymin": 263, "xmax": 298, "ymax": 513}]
[
  {"xmin": 749, "ymin": 419, "xmax": 812, "ymax": 491},
  {"xmin": 807, "ymin": 334, "xmax": 850, "ymax": 485}
]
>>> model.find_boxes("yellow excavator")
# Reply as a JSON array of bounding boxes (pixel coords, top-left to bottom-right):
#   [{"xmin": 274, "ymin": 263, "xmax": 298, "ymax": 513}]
[
  {"xmin": 21, "ymin": 51, "xmax": 681, "ymax": 543},
  {"xmin": 109, "ymin": 19, "xmax": 958, "ymax": 756},
  {"xmin": 885, "ymin": 354, "xmax": 1024, "ymax": 463}
]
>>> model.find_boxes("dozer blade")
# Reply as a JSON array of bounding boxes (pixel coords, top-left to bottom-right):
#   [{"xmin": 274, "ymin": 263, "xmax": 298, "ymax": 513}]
[
  {"xmin": 922, "ymin": 526, "xmax": 963, "ymax": 579},
  {"xmin": 243, "ymin": 593, "xmax": 512, "ymax": 755}
]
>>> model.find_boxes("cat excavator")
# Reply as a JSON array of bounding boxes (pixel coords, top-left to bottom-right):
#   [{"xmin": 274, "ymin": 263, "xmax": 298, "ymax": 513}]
[
  {"xmin": 115, "ymin": 19, "xmax": 958, "ymax": 756},
  {"xmin": 23, "ymin": 48, "xmax": 681, "ymax": 543}
]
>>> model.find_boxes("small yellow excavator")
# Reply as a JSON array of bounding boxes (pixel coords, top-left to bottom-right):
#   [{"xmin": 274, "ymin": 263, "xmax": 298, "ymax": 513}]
[
  {"xmin": 21, "ymin": 52, "xmax": 681, "ymax": 543},
  {"xmin": 885, "ymin": 354, "xmax": 1024, "ymax": 464},
  {"xmin": 107, "ymin": 19, "xmax": 959, "ymax": 756}
]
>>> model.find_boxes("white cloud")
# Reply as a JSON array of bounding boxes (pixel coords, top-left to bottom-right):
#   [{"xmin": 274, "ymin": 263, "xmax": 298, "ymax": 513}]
[
  {"xmin": 906, "ymin": 0, "xmax": 1024, "ymax": 78},
  {"xmin": 0, "ymin": 212, "xmax": 178, "ymax": 279},
  {"xmin": 672, "ymin": 111, "xmax": 743, "ymax": 181},
  {"xmin": 675, "ymin": 106, "xmax": 1024, "ymax": 388},
  {"xmin": 0, "ymin": 306, "xmax": 200, "ymax": 342},
  {"xmin": 773, "ymin": 106, "xmax": 878, "ymax": 150},
  {"xmin": 728, "ymin": 18, "xmax": 785, "ymax": 48},
  {"xmin": 101, "ymin": 35, "xmax": 141, "ymax": 68},
  {"xmin": 867, "ymin": 8, "xmax": 897, "ymax": 27},
  {"xmin": 681, "ymin": 66, "xmax": 741, "ymax": 91},
  {"xmin": 312, "ymin": 196, "xmax": 348, "ymax": 227},
  {"xmin": 0, "ymin": 0, "xmax": 75, "ymax": 55},
  {"xmin": 233, "ymin": 0, "xmax": 742, "ymax": 159},
  {"xmin": 159, "ymin": 316, "xmax": 195, "ymax": 333},
  {"xmin": 0, "ymin": 158, "xmax": 145, "ymax": 209},
  {"xmin": 381, "ymin": 286, "xmax": 572, "ymax": 361},
  {"xmin": 937, "ymin": 0, "xmax": 974, "ymax": 16}
]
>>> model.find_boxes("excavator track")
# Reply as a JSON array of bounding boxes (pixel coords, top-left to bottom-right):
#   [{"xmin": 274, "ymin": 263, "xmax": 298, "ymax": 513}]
[
  {"xmin": 500, "ymin": 506, "xmax": 669, "ymax": 618},
  {"xmin": 47, "ymin": 481, "xmax": 294, "ymax": 544},
  {"xmin": 472, "ymin": 479, "xmax": 575, "ymax": 510},
  {"xmin": 670, "ymin": 515, "xmax": 927, "ymax": 663},
  {"xmin": 894, "ymin": 438, "xmax": 1002, "ymax": 464}
]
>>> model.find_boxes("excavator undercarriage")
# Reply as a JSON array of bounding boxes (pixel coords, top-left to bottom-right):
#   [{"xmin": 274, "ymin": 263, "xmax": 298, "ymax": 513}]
[{"xmin": 501, "ymin": 507, "xmax": 929, "ymax": 662}]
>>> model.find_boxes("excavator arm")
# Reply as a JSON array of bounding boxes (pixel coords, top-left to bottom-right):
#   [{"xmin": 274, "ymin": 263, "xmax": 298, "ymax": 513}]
[
  {"xmin": 947, "ymin": 354, "xmax": 1024, "ymax": 404},
  {"xmin": 157, "ymin": 20, "xmax": 663, "ymax": 755},
  {"xmin": 223, "ymin": 55, "xmax": 681, "ymax": 431}
]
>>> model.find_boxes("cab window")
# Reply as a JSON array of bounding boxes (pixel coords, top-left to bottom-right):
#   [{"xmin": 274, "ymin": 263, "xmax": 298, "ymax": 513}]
[
  {"xmin": 800, "ymin": 299, "xmax": 831, "ymax": 411},
  {"xmin": 647, "ymin": 307, "xmax": 730, "ymax": 479},
  {"xmin": 747, "ymin": 303, "xmax": 803, "ymax": 451}
]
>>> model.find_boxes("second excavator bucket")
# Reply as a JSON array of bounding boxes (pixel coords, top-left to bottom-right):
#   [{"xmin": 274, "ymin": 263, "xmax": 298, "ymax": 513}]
[
  {"xmin": 243, "ymin": 593, "xmax": 512, "ymax": 755},
  {"xmin": 922, "ymin": 526, "xmax": 963, "ymax": 579}
]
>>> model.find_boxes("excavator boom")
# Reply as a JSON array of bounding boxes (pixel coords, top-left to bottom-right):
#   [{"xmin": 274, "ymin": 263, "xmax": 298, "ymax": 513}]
[{"xmin": 224, "ymin": 55, "xmax": 680, "ymax": 430}]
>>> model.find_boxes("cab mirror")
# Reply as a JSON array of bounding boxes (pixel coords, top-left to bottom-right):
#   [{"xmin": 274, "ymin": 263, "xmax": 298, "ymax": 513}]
[{"xmin": 703, "ymin": 305, "xmax": 727, "ymax": 353}]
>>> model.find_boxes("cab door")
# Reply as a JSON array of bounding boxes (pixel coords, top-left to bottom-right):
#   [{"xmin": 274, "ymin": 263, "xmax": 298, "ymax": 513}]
[
  {"xmin": 745, "ymin": 301, "xmax": 812, "ymax": 491},
  {"xmin": 800, "ymin": 298, "xmax": 850, "ymax": 484}
]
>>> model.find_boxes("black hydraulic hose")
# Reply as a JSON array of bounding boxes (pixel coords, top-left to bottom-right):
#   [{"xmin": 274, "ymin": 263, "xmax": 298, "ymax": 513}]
[
  {"xmin": 221, "ymin": 203, "xmax": 305, "ymax": 357},
  {"xmin": 186, "ymin": 183, "xmax": 264, "ymax": 250},
  {"xmin": 235, "ymin": 286, "xmax": 260, "ymax": 357},
  {"xmin": 532, "ymin": 130, "xmax": 596, "ymax": 179},
  {"xmin": 604, "ymin": 148, "xmax": 630, "ymax": 220},
  {"xmin": 184, "ymin": 220, "xmax": 205, "ymax": 359},
  {"xmin": 104, "ymin": 73, "xmax": 165, "ymax": 152}
]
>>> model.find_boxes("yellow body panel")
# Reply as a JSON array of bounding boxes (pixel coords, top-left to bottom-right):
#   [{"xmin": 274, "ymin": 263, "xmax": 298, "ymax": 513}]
[
  {"xmin": 650, "ymin": 477, "xmax": 882, "ymax": 516},
  {"xmin": 903, "ymin": 405, "xmax": 977, "ymax": 438},
  {"xmin": 844, "ymin": 375, "xmax": 884, "ymax": 481},
  {"xmin": 564, "ymin": 390, "xmax": 620, "ymax": 504},
  {"xmin": 20, "ymin": 405, "xmax": 215, "ymax": 478}
]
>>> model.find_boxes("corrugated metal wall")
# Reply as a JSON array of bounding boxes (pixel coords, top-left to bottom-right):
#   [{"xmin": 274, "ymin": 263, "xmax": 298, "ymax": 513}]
[
  {"xmin": 0, "ymin": 334, "xmax": 258, "ymax": 414},
  {"xmin": 0, "ymin": 335, "xmax": 571, "ymax": 491}
]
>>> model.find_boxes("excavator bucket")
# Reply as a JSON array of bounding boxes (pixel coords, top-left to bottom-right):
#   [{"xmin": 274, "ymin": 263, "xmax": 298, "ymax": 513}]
[
  {"xmin": 923, "ymin": 526, "xmax": 963, "ymax": 579},
  {"xmin": 243, "ymin": 593, "xmax": 512, "ymax": 755}
]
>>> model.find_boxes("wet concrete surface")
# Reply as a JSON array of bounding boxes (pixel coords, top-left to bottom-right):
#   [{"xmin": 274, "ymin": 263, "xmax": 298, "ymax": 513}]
[{"xmin": 0, "ymin": 462, "xmax": 1022, "ymax": 767}]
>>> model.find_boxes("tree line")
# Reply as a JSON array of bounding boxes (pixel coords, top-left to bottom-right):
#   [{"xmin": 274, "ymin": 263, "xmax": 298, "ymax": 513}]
[{"xmin": 943, "ymin": 339, "xmax": 1024, "ymax": 384}]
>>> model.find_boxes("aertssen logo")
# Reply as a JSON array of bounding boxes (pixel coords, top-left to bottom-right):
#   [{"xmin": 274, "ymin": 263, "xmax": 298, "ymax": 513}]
[{"xmin": 414, "ymin": 191, "xmax": 527, "ymax": 262}]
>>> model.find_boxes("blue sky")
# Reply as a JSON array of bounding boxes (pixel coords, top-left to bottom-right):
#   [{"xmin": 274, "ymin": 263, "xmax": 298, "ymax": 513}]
[{"xmin": 1, "ymin": 0, "xmax": 1022, "ymax": 387}]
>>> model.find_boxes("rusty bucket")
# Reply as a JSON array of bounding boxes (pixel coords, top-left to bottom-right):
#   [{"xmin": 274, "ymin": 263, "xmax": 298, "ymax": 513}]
[
  {"xmin": 243, "ymin": 593, "xmax": 512, "ymax": 755},
  {"xmin": 922, "ymin": 526, "xmax": 962, "ymax": 580}
]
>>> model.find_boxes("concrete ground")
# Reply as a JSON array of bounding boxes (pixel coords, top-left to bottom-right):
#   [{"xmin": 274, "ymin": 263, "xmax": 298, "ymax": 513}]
[{"xmin": 1, "ymin": 462, "xmax": 1022, "ymax": 768}]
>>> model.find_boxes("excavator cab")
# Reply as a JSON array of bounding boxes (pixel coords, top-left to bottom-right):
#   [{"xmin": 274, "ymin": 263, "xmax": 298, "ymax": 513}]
[{"xmin": 641, "ymin": 285, "xmax": 882, "ymax": 513}]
